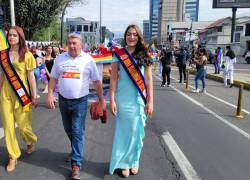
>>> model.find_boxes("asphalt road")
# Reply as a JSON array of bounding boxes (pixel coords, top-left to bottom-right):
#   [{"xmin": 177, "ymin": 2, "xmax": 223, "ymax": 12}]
[
  {"xmin": 0, "ymin": 67, "xmax": 250, "ymax": 180},
  {"xmin": 153, "ymin": 68, "xmax": 250, "ymax": 180}
]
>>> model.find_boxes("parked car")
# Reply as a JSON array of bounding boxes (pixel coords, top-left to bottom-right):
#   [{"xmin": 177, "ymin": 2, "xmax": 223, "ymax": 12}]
[{"xmin": 245, "ymin": 51, "xmax": 250, "ymax": 64}]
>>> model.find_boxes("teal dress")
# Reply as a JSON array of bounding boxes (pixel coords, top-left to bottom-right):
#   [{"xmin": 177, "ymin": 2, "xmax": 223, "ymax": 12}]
[{"xmin": 109, "ymin": 56, "xmax": 147, "ymax": 174}]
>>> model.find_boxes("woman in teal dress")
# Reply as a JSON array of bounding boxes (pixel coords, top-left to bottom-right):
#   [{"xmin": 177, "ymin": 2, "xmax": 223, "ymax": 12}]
[{"xmin": 109, "ymin": 24, "xmax": 154, "ymax": 177}]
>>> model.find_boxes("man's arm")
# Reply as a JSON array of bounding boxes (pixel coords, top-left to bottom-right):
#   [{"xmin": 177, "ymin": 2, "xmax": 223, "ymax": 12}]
[{"xmin": 92, "ymin": 80, "xmax": 106, "ymax": 110}]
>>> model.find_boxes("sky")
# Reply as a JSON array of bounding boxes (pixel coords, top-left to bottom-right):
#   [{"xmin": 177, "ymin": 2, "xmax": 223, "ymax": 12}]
[{"xmin": 66, "ymin": 0, "xmax": 250, "ymax": 37}]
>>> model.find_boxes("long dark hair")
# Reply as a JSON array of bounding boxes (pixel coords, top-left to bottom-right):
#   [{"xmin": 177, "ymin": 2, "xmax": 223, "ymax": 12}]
[
  {"xmin": 124, "ymin": 24, "xmax": 152, "ymax": 67},
  {"xmin": 8, "ymin": 26, "xmax": 28, "ymax": 62}
]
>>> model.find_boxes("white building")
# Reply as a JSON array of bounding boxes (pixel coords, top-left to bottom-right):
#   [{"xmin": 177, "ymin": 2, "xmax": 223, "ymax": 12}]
[
  {"xmin": 66, "ymin": 17, "xmax": 99, "ymax": 47},
  {"xmin": 198, "ymin": 16, "xmax": 250, "ymax": 55}
]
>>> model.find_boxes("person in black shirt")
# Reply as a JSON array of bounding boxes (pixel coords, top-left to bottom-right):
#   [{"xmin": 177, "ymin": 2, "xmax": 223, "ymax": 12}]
[
  {"xmin": 175, "ymin": 47, "xmax": 187, "ymax": 83},
  {"xmin": 160, "ymin": 49, "xmax": 172, "ymax": 87}
]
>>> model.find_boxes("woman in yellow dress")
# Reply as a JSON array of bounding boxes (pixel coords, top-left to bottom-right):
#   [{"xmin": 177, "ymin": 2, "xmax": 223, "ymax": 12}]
[{"xmin": 0, "ymin": 26, "xmax": 38, "ymax": 172}]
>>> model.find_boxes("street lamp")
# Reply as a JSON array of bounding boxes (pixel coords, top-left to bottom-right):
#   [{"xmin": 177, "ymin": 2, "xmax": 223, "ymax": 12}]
[{"xmin": 10, "ymin": 0, "xmax": 15, "ymax": 26}]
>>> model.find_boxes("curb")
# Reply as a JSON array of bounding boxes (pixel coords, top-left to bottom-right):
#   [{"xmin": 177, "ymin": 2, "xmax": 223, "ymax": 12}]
[{"xmin": 188, "ymin": 69, "xmax": 250, "ymax": 90}]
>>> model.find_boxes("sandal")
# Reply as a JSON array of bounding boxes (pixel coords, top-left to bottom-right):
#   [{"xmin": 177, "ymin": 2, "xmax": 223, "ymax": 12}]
[
  {"xmin": 130, "ymin": 167, "xmax": 139, "ymax": 175},
  {"xmin": 26, "ymin": 143, "xmax": 35, "ymax": 154},
  {"xmin": 121, "ymin": 169, "xmax": 130, "ymax": 178},
  {"xmin": 6, "ymin": 159, "xmax": 17, "ymax": 172}
]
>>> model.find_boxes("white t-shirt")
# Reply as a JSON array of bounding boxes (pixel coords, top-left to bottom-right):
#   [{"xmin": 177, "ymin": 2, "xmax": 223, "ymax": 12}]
[{"xmin": 51, "ymin": 51, "xmax": 100, "ymax": 99}]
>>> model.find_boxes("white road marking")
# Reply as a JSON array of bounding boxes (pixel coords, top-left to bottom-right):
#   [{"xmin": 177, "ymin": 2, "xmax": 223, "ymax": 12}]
[
  {"xmin": 162, "ymin": 131, "xmax": 201, "ymax": 180},
  {"xmin": 155, "ymin": 75, "xmax": 250, "ymax": 140},
  {"xmin": 171, "ymin": 76, "xmax": 250, "ymax": 115}
]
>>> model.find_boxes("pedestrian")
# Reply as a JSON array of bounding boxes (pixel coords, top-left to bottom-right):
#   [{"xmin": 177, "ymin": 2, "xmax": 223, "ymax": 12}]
[
  {"xmin": 42, "ymin": 45, "xmax": 55, "ymax": 93},
  {"xmin": 47, "ymin": 32, "xmax": 106, "ymax": 180},
  {"xmin": 109, "ymin": 24, "xmax": 154, "ymax": 177},
  {"xmin": 223, "ymin": 46, "xmax": 236, "ymax": 87},
  {"xmin": 215, "ymin": 47, "xmax": 222, "ymax": 74},
  {"xmin": 160, "ymin": 48, "xmax": 172, "ymax": 87},
  {"xmin": 30, "ymin": 45, "xmax": 43, "ymax": 98},
  {"xmin": 0, "ymin": 26, "xmax": 38, "ymax": 172},
  {"xmin": 192, "ymin": 48, "xmax": 208, "ymax": 93},
  {"xmin": 175, "ymin": 47, "xmax": 187, "ymax": 83}
]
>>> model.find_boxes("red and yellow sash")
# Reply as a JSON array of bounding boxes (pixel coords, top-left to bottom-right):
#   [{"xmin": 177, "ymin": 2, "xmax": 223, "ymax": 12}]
[
  {"xmin": 113, "ymin": 48, "xmax": 147, "ymax": 104},
  {"xmin": 0, "ymin": 49, "xmax": 32, "ymax": 108}
]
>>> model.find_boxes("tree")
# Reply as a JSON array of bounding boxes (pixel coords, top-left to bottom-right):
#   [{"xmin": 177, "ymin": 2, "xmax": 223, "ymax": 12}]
[
  {"xmin": 1, "ymin": 0, "xmax": 87, "ymax": 40},
  {"xmin": 60, "ymin": 0, "xmax": 87, "ymax": 46}
]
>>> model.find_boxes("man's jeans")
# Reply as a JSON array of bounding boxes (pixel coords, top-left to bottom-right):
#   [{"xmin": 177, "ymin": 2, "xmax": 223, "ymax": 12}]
[{"xmin": 59, "ymin": 94, "xmax": 88, "ymax": 167}]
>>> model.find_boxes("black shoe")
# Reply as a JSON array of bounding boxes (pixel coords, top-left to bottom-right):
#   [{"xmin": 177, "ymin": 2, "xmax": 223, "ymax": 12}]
[
  {"xmin": 71, "ymin": 165, "xmax": 80, "ymax": 180},
  {"xmin": 230, "ymin": 84, "xmax": 233, "ymax": 88},
  {"xmin": 179, "ymin": 81, "xmax": 182, "ymax": 83}
]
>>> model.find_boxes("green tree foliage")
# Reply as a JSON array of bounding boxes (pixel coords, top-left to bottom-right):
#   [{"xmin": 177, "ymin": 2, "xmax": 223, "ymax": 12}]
[{"xmin": 1, "ymin": 0, "xmax": 86, "ymax": 40}]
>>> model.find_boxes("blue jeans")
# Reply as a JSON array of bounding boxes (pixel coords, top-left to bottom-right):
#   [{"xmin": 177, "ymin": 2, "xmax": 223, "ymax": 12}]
[
  {"xmin": 34, "ymin": 67, "xmax": 41, "ymax": 93},
  {"xmin": 58, "ymin": 94, "xmax": 88, "ymax": 167},
  {"xmin": 195, "ymin": 68, "xmax": 206, "ymax": 89}
]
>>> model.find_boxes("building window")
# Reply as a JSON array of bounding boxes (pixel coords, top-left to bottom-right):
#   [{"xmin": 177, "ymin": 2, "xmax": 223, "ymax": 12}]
[
  {"xmin": 236, "ymin": 26, "xmax": 243, "ymax": 32},
  {"xmin": 245, "ymin": 24, "xmax": 250, "ymax": 36},
  {"xmin": 217, "ymin": 26, "xmax": 222, "ymax": 32},
  {"xmin": 90, "ymin": 24, "xmax": 93, "ymax": 32},
  {"xmin": 69, "ymin": 25, "xmax": 75, "ymax": 32},
  {"xmin": 77, "ymin": 25, "xmax": 82, "ymax": 32},
  {"xmin": 234, "ymin": 33, "xmax": 241, "ymax": 42},
  {"xmin": 84, "ymin": 25, "xmax": 88, "ymax": 32}
]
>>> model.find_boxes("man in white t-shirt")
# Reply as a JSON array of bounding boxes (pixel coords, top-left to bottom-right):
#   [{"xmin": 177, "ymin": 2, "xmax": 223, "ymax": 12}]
[{"xmin": 47, "ymin": 32, "xmax": 106, "ymax": 180}]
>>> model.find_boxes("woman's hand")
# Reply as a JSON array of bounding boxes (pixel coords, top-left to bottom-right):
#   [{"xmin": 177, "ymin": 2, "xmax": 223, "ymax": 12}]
[
  {"xmin": 110, "ymin": 100, "xmax": 117, "ymax": 116},
  {"xmin": 145, "ymin": 101, "xmax": 153, "ymax": 118},
  {"xmin": 32, "ymin": 96, "xmax": 38, "ymax": 108}
]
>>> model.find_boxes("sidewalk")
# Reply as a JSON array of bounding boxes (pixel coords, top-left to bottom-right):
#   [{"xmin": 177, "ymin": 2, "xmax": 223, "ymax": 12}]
[{"xmin": 188, "ymin": 64, "xmax": 250, "ymax": 90}]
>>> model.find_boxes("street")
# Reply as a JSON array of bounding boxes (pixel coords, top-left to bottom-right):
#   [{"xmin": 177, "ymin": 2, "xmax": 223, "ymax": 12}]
[{"xmin": 0, "ymin": 67, "xmax": 250, "ymax": 180}]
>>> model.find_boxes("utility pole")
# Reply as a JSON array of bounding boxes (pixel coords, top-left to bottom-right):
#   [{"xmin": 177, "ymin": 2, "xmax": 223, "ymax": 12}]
[
  {"xmin": 99, "ymin": 0, "xmax": 102, "ymax": 43},
  {"xmin": 10, "ymin": 0, "xmax": 15, "ymax": 26},
  {"xmin": 231, "ymin": 7, "xmax": 237, "ymax": 43}
]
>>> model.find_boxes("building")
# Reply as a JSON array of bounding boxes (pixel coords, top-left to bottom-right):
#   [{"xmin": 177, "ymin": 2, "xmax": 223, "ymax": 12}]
[
  {"xmin": 149, "ymin": 0, "xmax": 160, "ymax": 39},
  {"xmin": 198, "ymin": 16, "xmax": 250, "ymax": 55},
  {"xmin": 143, "ymin": 20, "xmax": 150, "ymax": 43},
  {"xmin": 184, "ymin": 0, "xmax": 199, "ymax": 22},
  {"xmin": 66, "ymin": 17, "xmax": 99, "ymax": 47},
  {"xmin": 158, "ymin": 0, "xmax": 185, "ymax": 45},
  {"xmin": 168, "ymin": 21, "xmax": 211, "ymax": 45}
]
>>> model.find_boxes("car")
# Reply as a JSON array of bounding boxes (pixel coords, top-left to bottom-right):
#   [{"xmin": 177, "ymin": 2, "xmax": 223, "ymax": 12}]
[{"xmin": 245, "ymin": 51, "xmax": 250, "ymax": 64}]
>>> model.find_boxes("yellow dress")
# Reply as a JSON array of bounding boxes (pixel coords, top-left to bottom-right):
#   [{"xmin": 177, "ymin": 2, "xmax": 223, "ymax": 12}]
[{"xmin": 0, "ymin": 51, "xmax": 37, "ymax": 159}]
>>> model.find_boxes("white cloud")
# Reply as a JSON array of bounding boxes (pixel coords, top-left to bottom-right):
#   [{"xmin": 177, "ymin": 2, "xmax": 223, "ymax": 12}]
[{"xmin": 66, "ymin": 0, "xmax": 149, "ymax": 34}]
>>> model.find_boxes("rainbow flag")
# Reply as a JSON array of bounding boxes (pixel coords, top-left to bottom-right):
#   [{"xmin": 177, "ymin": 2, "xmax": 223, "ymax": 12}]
[
  {"xmin": 92, "ymin": 53, "xmax": 114, "ymax": 64},
  {"xmin": 217, "ymin": 49, "xmax": 224, "ymax": 67},
  {"xmin": 149, "ymin": 52, "xmax": 158, "ymax": 62},
  {"xmin": 0, "ymin": 30, "xmax": 9, "ymax": 51}
]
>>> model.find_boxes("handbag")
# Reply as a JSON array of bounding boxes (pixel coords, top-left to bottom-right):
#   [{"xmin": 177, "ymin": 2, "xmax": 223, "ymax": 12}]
[{"xmin": 90, "ymin": 102, "xmax": 107, "ymax": 123}]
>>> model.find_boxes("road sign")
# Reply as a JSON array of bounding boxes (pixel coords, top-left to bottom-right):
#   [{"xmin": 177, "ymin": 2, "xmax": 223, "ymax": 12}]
[{"xmin": 213, "ymin": 0, "xmax": 250, "ymax": 8}]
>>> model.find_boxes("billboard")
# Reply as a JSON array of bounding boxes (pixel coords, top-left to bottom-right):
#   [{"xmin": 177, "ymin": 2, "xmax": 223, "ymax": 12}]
[{"xmin": 213, "ymin": 0, "xmax": 250, "ymax": 8}]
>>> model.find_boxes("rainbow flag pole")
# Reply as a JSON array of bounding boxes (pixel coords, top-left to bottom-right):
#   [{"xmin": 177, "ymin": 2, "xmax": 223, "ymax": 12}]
[{"xmin": 0, "ymin": 30, "xmax": 9, "ymax": 51}]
